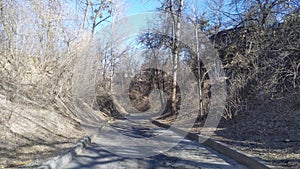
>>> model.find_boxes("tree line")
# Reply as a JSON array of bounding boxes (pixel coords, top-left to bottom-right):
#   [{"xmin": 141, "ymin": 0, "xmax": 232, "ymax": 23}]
[{"xmin": 0, "ymin": 0, "xmax": 299, "ymax": 121}]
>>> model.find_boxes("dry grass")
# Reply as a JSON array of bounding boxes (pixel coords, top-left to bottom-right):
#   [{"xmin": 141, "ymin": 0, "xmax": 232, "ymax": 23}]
[
  {"xmin": 0, "ymin": 94, "xmax": 86, "ymax": 168},
  {"xmin": 191, "ymin": 93, "xmax": 300, "ymax": 169}
]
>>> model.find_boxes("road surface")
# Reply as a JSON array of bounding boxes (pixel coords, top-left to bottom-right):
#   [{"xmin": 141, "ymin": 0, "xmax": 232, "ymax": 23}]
[{"xmin": 65, "ymin": 115, "xmax": 247, "ymax": 169}]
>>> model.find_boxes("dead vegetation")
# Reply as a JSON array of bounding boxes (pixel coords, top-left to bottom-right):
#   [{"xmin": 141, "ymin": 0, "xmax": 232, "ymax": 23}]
[
  {"xmin": 0, "ymin": 93, "xmax": 85, "ymax": 168},
  {"xmin": 0, "ymin": 1, "xmax": 113, "ymax": 168},
  {"xmin": 0, "ymin": 0, "xmax": 299, "ymax": 168},
  {"xmin": 191, "ymin": 93, "xmax": 300, "ymax": 169}
]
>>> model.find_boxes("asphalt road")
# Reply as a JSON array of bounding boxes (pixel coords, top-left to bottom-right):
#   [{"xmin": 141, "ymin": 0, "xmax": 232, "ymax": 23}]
[{"xmin": 65, "ymin": 115, "xmax": 248, "ymax": 169}]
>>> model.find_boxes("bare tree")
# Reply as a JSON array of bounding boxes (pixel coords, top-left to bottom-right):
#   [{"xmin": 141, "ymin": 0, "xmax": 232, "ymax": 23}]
[
  {"xmin": 209, "ymin": 0, "xmax": 300, "ymax": 118},
  {"xmin": 78, "ymin": 0, "xmax": 113, "ymax": 38},
  {"xmin": 158, "ymin": 0, "xmax": 184, "ymax": 115}
]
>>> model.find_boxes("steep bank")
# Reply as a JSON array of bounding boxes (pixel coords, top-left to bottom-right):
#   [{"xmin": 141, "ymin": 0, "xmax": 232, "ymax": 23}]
[{"xmin": 0, "ymin": 94, "xmax": 86, "ymax": 168}]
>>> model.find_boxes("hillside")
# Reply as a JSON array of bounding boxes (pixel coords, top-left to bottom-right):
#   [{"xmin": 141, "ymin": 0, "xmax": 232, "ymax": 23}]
[
  {"xmin": 0, "ymin": 94, "xmax": 85, "ymax": 168},
  {"xmin": 191, "ymin": 93, "xmax": 300, "ymax": 169}
]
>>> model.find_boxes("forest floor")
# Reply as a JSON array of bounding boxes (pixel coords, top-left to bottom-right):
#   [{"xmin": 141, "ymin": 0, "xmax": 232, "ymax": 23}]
[{"xmin": 191, "ymin": 93, "xmax": 300, "ymax": 169}]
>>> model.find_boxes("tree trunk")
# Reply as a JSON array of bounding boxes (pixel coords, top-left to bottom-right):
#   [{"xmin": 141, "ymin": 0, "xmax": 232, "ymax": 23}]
[
  {"xmin": 192, "ymin": 0, "xmax": 204, "ymax": 117},
  {"xmin": 171, "ymin": 0, "xmax": 183, "ymax": 115},
  {"xmin": 82, "ymin": 0, "xmax": 91, "ymax": 30}
]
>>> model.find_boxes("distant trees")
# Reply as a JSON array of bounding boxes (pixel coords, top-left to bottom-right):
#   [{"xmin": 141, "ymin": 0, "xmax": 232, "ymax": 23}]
[
  {"xmin": 138, "ymin": 0, "xmax": 226, "ymax": 119},
  {"xmin": 138, "ymin": 0, "xmax": 185, "ymax": 118}
]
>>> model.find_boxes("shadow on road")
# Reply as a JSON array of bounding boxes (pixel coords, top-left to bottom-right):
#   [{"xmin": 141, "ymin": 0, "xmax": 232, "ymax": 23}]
[{"xmin": 66, "ymin": 119, "xmax": 247, "ymax": 169}]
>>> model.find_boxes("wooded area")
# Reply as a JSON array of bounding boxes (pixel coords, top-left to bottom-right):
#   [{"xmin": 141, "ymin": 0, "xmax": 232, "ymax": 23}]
[
  {"xmin": 0, "ymin": 0, "xmax": 299, "ymax": 168},
  {"xmin": 0, "ymin": 0, "xmax": 299, "ymax": 118}
]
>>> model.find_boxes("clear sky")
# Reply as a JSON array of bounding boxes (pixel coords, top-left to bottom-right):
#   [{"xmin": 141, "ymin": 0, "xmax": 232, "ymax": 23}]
[
  {"xmin": 125, "ymin": 0, "xmax": 160, "ymax": 15},
  {"xmin": 124, "ymin": 0, "xmax": 211, "ymax": 15}
]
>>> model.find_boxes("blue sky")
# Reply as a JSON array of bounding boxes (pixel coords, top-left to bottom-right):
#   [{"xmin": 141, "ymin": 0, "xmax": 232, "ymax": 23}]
[
  {"xmin": 125, "ymin": 0, "xmax": 160, "ymax": 15},
  {"xmin": 124, "ymin": 0, "xmax": 211, "ymax": 15}
]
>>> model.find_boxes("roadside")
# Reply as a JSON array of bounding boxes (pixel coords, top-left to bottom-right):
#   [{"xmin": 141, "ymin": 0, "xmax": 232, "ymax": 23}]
[
  {"xmin": 191, "ymin": 94, "xmax": 300, "ymax": 169},
  {"xmin": 0, "ymin": 95, "xmax": 86, "ymax": 168}
]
